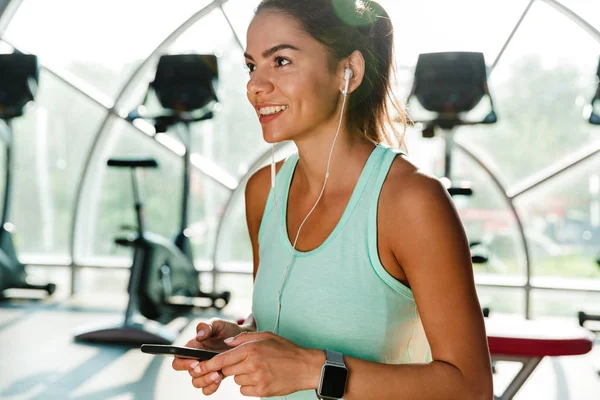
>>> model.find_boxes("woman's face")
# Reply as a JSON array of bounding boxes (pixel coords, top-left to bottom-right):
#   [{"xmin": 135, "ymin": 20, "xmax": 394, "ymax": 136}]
[{"xmin": 245, "ymin": 11, "xmax": 343, "ymax": 143}]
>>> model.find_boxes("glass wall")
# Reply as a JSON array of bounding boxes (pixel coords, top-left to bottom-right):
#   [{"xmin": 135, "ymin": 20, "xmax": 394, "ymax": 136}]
[
  {"xmin": 516, "ymin": 152, "xmax": 600, "ymax": 282},
  {"xmin": 0, "ymin": 0, "xmax": 598, "ymax": 317},
  {"xmin": 3, "ymin": 0, "xmax": 214, "ymax": 101},
  {"xmin": 8, "ymin": 69, "xmax": 105, "ymax": 257}
]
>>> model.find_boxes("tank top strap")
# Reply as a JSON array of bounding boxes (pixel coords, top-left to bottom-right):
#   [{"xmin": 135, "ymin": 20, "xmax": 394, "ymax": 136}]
[
  {"xmin": 258, "ymin": 153, "xmax": 299, "ymax": 244},
  {"xmin": 367, "ymin": 146, "xmax": 405, "ymax": 200},
  {"xmin": 366, "ymin": 146, "xmax": 414, "ymax": 297}
]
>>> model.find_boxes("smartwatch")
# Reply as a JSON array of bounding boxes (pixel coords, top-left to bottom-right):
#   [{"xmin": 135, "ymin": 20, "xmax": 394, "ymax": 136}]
[{"xmin": 315, "ymin": 350, "xmax": 348, "ymax": 399}]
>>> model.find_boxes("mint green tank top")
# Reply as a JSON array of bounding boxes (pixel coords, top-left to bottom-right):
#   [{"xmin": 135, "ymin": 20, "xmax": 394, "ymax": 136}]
[{"xmin": 252, "ymin": 144, "xmax": 432, "ymax": 400}]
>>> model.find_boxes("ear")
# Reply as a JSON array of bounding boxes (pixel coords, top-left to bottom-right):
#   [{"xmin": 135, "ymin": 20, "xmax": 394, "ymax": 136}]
[{"xmin": 337, "ymin": 50, "xmax": 366, "ymax": 95}]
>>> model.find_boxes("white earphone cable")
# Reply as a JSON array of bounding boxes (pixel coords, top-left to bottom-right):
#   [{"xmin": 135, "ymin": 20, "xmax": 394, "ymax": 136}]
[
  {"xmin": 269, "ymin": 69, "xmax": 351, "ymax": 400},
  {"xmin": 271, "ymin": 69, "xmax": 351, "ymax": 335}
]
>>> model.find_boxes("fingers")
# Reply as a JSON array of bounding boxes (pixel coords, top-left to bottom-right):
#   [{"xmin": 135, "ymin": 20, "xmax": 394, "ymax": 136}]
[
  {"xmin": 201, "ymin": 382, "xmax": 221, "ymax": 396},
  {"xmin": 189, "ymin": 356, "xmax": 245, "ymax": 379},
  {"xmin": 172, "ymin": 358, "xmax": 199, "ymax": 371},
  {"xmin": 199, "ymin": 346, "xmax": 249, "ymax": 374},
  {"xmin": 240, "ymin": 385, "xmax": 259, "ymax": 397},
  {"xmin": 191, "ymin": 370, "xmax": 223, "ymax": 391},
  {"xmin": 172, "ymin": 338, "xmax": 203, "ymax": 370},
  {"xmin": 190, "ymin": 371, "xmax": 255, "ymax": 396},
  {"xmin": 232, "ymin": 373, "xmax": 254, "ymax": 387},
  {"xmin": 220, "ymin": 359, "xmax": 251, "ymax": 379},
  {"xmin": 196, "ymin": 320, "xmax": 215, "ymax": 340},
  {"xmin": 173, "ymin": 322, "xmax": 219, "ymax": 372},
  {"xmin": 224, "ymin": 331, "xmax": 280, "ymax": 347}
]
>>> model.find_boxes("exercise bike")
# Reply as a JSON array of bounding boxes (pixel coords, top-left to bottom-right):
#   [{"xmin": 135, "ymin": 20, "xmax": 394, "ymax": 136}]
[
  {"xmin": 405, "ymin": 51, "xmax": 498, "ymax": 271},
  {"xmin": 74, "ymin": 54, "xmax": 230, "ymax": 345},
  {"xmin": 0, "ymin": 53, "xmax": 55, "ymax": 300}
]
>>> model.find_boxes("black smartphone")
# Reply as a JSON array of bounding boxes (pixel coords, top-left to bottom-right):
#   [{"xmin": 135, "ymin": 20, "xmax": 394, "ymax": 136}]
[{"xmin": 140, "ymin": 344, "xmax": 220, "ymax": 360}]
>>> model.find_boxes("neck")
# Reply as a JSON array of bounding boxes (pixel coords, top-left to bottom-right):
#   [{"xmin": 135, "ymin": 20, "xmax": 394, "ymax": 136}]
[{"xmin": 293, "ymin": 128, "xmax": 376, "ymax": 196}]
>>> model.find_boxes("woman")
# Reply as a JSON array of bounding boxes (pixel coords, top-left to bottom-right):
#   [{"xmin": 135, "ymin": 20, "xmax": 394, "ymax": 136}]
[{"xmin": 173, "ymin": 1, "xmax": 493, "ymax": 399}]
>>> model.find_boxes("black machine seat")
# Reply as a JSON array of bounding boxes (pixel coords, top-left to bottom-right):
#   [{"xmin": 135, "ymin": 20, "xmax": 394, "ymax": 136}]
[{"xmin": 107, "ymin": 158, "xmax": 159, "ymax": 169}]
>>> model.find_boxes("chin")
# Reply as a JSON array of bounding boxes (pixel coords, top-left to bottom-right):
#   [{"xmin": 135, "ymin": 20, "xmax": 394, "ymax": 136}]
[
  {"xmin": 263, "ymin": 137, "xmax": 279, "ymax": 144},
  {"xmin": 262, "ymin": 129, "xmax": 290, "ymax": 144}
]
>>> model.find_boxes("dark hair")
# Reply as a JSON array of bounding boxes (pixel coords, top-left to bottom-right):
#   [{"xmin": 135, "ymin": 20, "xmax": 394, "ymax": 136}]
[{"xmin": 254, "ymin": 0, "xmax": 407, "ymax": 149}]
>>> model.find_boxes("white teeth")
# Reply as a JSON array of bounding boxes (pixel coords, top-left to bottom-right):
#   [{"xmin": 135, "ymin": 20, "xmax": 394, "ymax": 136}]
[{"xmin": 259, "ymin": 105, "xmax": 288, "ymax": 116}]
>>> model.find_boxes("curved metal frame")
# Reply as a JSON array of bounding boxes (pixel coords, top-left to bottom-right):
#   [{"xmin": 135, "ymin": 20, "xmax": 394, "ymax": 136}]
[
  {"xmin": 0, "ymin": 0, "xmax": 22, "ymax": 37},
  {"xmin": 0, "ymin": 0, "xmax": 599, "ymax": 313},
  {"xmin": 490, "ymin": 0, "xmax": 536, "ymax": 72},
  {"xmin": 454, "ymin": 140, "xmax": 533, "ymax": 318},
  {"xmin": 69, "ymin": 0, "xmax": 234, "ymax": 269},
  {"xmin": 0, "ymin": 37, "xmax": 113, "ymax": 109},
  {"xmin": 508, "ymin": 142, "xmax": 600, "ymax": 199},
  {"xmin": 2, "ymin": 1, "xmax": 239, "ymax": 270},
  {"xmin": 542, "ymin": 0, "xmax": 600, "ymax": 42},
  {"xmin": 210, "ymin": 142, "xmax": 292, "ymax": 290}
]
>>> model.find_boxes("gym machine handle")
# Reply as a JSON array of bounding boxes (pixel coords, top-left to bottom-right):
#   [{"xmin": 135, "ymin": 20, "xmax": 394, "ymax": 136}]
[{"xmin": 107, "ymin": 158, "xmax": 159, "ymax": 169}]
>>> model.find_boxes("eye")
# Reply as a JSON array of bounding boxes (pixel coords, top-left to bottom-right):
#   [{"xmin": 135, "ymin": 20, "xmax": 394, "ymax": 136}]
[
  {"xmin": 275, "ymin": 57, "xmax": 291, "ymax": 67},
  {"xmin": 245, "ymin": 62, "xmax": 256, "ymax": 73}
]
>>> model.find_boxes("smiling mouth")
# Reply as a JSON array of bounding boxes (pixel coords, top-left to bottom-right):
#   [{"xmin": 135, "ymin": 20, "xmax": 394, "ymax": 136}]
[{"xmin": 257, "ymin": 105, "xmax": 289, "ymax": 117}]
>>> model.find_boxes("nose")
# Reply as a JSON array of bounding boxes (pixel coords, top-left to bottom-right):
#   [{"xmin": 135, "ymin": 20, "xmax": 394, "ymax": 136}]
[{"xmin": 247, "ymin": 69, "xmax": 275, "ymax": 98}]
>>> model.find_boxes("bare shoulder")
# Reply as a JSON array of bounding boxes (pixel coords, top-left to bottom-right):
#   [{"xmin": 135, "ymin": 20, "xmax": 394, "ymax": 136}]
[
  {"xmin": 380, "ymin": 156, "xmax": 492, "ymax": 399},
  {"xmin": 380, "ymin": 154, "xmax": 449, "ymax": 209},
  {"xmin": 245, "ymin": 160, "xmax": 285, "ymax": 226},
  {"xmin": 245, "ymin": 159, "xmax": 286, "ymax": 280},
  {"xmin": 378, "ymin": 154, "xmax": 462, "ymax": 266}
]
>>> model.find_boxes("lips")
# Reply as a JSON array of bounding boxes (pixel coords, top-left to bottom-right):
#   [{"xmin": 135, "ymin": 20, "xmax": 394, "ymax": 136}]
[
  {"xmin": 255, "ymin": 103, "xmax": 288, "ymax": 125},
  {"xmin": 258, "ymin": 108, "xmax": 286, "ymax": 124},
  {"xmin": 256, "ymin": 103, "xmax": 288, "ymax": 114}
]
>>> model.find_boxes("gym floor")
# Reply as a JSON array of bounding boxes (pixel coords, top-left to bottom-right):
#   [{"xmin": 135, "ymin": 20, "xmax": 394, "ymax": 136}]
[{"xmin": 1, "ymin": 267, "xmax": 599, "ymax": 400}]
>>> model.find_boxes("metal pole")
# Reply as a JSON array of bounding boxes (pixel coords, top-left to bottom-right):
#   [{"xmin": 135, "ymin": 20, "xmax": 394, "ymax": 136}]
[
  {"xmin": 541, "ymin": 0, "xmax": 600, "ymax": 43},
  {"xmin": 443, "ymin": 129, "xmax": 456, "ymax": 179},
  {"xmin": 489, "ymin": 0, "xmax": 537, "ymax": 73},
  {"xmin": 211, "ymin": 142, "xmax": 292, "ymax": 292},
  {"xmin": 0, "ymin": 0, "xmax": 24, "ymax": 37},
  {"xmin": 454, "ymin": 140, "xmax": 533, "ymax": 319},
  {"xmin": 0, "ymin": 119, "xmax": 12, "ymax": 233},
  {"xmin": 131, "ymin": 168, "xmax": 144, "ymax": 236},
  {"xmin": 68, "ymin": 0, "xmax": 232, "ymax": 276},
  {"xmin": 180, "ymin": 123, "xmax": 191, "ymax": 235}
]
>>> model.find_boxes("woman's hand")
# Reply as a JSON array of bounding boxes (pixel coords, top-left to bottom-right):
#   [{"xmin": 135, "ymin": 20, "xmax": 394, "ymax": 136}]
[
  {"xmin": 172, "ymin": 318, "xmax": 244, "ymax": 395},
  {"xmin": 189, "ymin": 331, "xmax": 323, "ymax": 398}
]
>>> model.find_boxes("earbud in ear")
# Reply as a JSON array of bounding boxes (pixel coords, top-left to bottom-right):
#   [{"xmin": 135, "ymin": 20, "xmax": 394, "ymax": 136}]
[
  {"xmin": 342, "ymin": 68, "xmax": 352, "ymax": 95},
  {"xmin": 344, "ymin": 68, "xmax": 353, "ymax": 81}
]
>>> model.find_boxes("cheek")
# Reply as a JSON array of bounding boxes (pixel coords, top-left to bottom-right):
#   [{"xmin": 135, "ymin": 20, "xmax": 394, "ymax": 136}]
[
  {"xmin": 279, "ymin": 74, "xmax": 338, "ymax": 119},
  {"xmin": 246, "ymin": 80, "xmax": 257, "ymax": 105}
]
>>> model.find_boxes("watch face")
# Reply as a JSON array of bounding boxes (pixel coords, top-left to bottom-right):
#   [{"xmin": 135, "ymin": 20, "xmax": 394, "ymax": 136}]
[{"xmin": 320, "ymin": 365, "xmax": 348, "ymax": 398}]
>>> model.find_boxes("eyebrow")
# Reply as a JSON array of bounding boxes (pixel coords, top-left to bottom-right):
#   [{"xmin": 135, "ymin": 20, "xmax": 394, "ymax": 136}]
[{"xmin": 244, "ymin": 44, "xmax": 300, "ymax": 61}]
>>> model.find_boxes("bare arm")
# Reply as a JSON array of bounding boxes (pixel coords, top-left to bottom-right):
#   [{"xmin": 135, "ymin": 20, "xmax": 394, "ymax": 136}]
[
  {"xmin": 303, "ymin": 170, "xmax": 493, "ymax": 400},
  {"xmin": 242, "ymin": 161, "xmax": 285, "ymax": 334}
]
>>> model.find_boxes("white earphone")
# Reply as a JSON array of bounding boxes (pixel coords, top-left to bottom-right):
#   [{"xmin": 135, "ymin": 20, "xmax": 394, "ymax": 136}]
[
  {"xmin": 269, "ymin": 66, "xmax": 352, "ymax": 336},
  {"xmin": 342, "ymin": 67, "xmax": 353, "ymax": 95}
]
